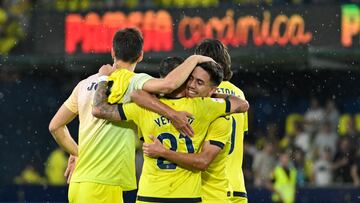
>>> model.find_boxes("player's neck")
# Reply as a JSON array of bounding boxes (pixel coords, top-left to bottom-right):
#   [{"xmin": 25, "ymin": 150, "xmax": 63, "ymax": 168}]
[{"xmin": 113, "ymin": 60, "xmax": 136, "ymax": 72}]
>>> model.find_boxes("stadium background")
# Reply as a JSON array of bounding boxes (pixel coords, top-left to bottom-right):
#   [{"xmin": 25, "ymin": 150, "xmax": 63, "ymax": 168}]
[{"xmin": 1, "ymin": 0, "xmax": 360, "ymax": 202}]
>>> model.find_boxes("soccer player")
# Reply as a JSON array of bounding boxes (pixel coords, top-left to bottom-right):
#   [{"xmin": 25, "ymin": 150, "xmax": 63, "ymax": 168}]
[
  {"xmin": 49, "ymin": 28, "xmax": 211, "ymax": 203},
  {"xmin": 195, "ymin": 39, "xmax": 249, "ymax": 203},
  {"xmin": 92, "ymin": 61, "xmax": 248, "ymax": 202},
  {"xmin": 142, "ymin": 57, "xmax": 234, "ymax": 203}
]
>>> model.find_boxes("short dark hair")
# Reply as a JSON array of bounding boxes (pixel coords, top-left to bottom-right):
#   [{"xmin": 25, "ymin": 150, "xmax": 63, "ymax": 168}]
[
  {"xmin": 112, "ymin": 28, "xmax": 143, "ymax": 63},
  {"xmin": 196, "ymin": 61, "xmax": 223, "ymax": 86},
  {"xmin": 195, "ymin": 39, "xmax": 232, "ymax": 81},
  {"xmin": 159, "ymin": 56, "xmax": 184, "ymax": 78}
]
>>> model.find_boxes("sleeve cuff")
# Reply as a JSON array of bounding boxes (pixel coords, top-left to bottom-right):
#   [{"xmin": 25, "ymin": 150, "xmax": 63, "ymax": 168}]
[
  {"xmin": 209, "ymin": 140, "xmax": 225, "ymax": 149},
  {"xmin": 64, "ymin": 102, "xmax": 77, "ymax": 114},
  {"xmin": 225, "ymin": 96, "xmax": 231, "ymax": 113},
  {"xmin": 118, "ymin": 104, "xmax": 127, "ymax": 120},
  {"xmin": 134, "ymin": 73, "xmax": 154, "ymax": 90}
]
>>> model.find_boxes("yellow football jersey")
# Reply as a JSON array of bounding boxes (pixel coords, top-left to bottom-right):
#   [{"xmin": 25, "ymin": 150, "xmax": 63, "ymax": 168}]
[
  {"xmin": 201, "ymin": 116, "xmax": 232, "ymax": 203},
  {"xmin": 120, "ymin": 97, "xmax": 230, "ymax": 202},
  {"xmin": 66, "ymin": 72, "xmax": 138, "ymax": 190},
  {"xmin": 217, "ymin": 81, "xmax": 248, "ymax": 197},
  {"xmin": 107, "ymin": 69, "xmax": 136, "ymax": 104}
]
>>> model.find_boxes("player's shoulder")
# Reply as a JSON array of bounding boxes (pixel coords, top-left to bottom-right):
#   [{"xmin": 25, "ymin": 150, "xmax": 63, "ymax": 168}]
[
  {"xmin": 192, "ymin": 97, "xmax": 226, "ymax": 104},
  {"xmin": 199, "ymin": 98, "xmax": 227, "ymax": 111},
  {"xmin": 81, "ymin": 73, "xmax": 98, "ymax": 82},
  {"xmin": 159, "ymin": 97, "xmax": 202, "ymax": 109},
  {"xmin": 123, "ymin": 102, "xmax": 146, "ymax": 115},
  {"xmin": 219, "ymin": 81, "xmax": 245, "ymax": 98},
  {"xmin": 219, "ymin": 81, "xmax": 241, "ymax": 91},
  {"xmin": 209, "ymin": 116, "xmax": 232, "ymax": 133},
  {"xmin": 75, "ymin": 73, "xmax": 98, "ymax": 88}
]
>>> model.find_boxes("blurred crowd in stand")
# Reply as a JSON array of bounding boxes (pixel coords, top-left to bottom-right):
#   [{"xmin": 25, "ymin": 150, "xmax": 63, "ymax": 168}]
[
  {"xmin": 0, "ymin": 0, "xmax": 31, "ymax": 55},
  {"xmin": 243, "ymin": 98, "xmax": 360, "ymax": 188}
]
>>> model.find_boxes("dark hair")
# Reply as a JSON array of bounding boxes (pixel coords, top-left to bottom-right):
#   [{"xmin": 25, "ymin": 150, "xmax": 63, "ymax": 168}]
[
  {"xmin": 112, "ymin": 28, "xmax": 143, "ymax": 63},
  {"xmin": 195, "ymin": 39, "xmax": 232, "ymax": 81},
  {"xmin": 197, "ymin": 61, "xmax": 223, "ymax": 86},
  {"xmin": 159, "ymin": 56, "xmax": 184, "ymax": 78}
]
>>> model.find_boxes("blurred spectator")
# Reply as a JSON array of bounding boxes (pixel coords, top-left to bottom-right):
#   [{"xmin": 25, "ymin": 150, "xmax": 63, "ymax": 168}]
[
  {"xmin": 266, "ymin": 122, "xmax": 280, "ymax": 144},
  {"xmin": 254, "ymin": 129, "xmax": 266, "ymax": 149},
  {"xmin": 313, "ymin": 148, "xmax": 333, "ymax": 186},
  {"xmin": 333, "ymin": 137, "xmax": 354, "ymax": 183},
  {"xmin": 294, "ymin": 122, "xmax": 311, "ymax": 155},
  {"xmin": 243, "ymin": 140, "xmax": 257, "ymax": 185},
  {"xmin": 293, "ymin": 148, "xmax": 313, "ymax": 186},
  {"xmin": 44, "ymin": 148, "xmax": 67, "ymax": 186},
  {"xmin": 304, "ymin": 98, "xmax": 325, "ymax": 135},
  {"xmin": 279, "ymin": 133, "xmax": 295, "ymax": 151},
  {"xmin": 253, "ymin": 141, "xmax": 277, "ymax": 186},
  {"xmin": 285, "ymin": 113, "xmax": 304, "ymax": 137},
  {"xmin": 343, "ymin": 115, "xmax": 360, "ymax": 147},
  {"xmin": 324, "ymin": 99, "xmax": 339, "ymax": 132},
  {"xmin": 267, "ymin": 151, "xmax": 297, "ymax": 203},
  {"xmin": 14, "ymin": 163, "xmax": 46, "ymax": 185},
  {"xmin": 351, "ymin": 147, "xmax": 360, "ymax": 186},
  {"xmin": 313, "ymin": 122, "xmax": 338, "ymax": 158}
]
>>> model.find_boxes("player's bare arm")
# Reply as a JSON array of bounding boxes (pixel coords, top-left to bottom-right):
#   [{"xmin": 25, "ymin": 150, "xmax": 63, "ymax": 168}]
[
  {"xmin": 92, "ymin": 64, "xmax": 195, "ymax": 136},
  {"xmin": 143, "ymin": 136, "xmax": 221, "ymax": 171},
  {"xmin": 92, "ymin": 80, "xmax": 122, "ymax": 122},
  {"xmin": 93, "ymin": 85, "xmax": 195, "ymax": 136},
  {"xmin": 91, "ymin": 64, "xmax": 122, "ymax": 121},
  {"xmin": 227, "ymin": 95, "xmax": 249, "ymax": 113},
  {"xmin": 142, "ymin": 55, "xmax": 215, "ymax": 94},
  {"xmin": 49, "ymin": 104, "xmax": 78, "ymax": 156}
]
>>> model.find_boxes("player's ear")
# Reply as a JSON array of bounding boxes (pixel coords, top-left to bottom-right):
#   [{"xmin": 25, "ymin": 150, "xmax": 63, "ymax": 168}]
[
  {"xmin": 208, "ymin": 86, "xmax": 217, "ymax": 97},
  {"xmin": 137, "ymin": 51, "xmax": 144, "ymax": 63}
]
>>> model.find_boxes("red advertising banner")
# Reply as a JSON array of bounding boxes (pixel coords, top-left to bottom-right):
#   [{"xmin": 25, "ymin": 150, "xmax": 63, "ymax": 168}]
[{"xmin": 32, "ymin": 4, "xmax": 360, "ymax": 56}]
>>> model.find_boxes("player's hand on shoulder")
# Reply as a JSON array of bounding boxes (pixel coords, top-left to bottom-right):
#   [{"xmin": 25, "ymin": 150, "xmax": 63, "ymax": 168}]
[{"xmin": 98, "ymin": 64, "xmax": 115, "ymax": 76}]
